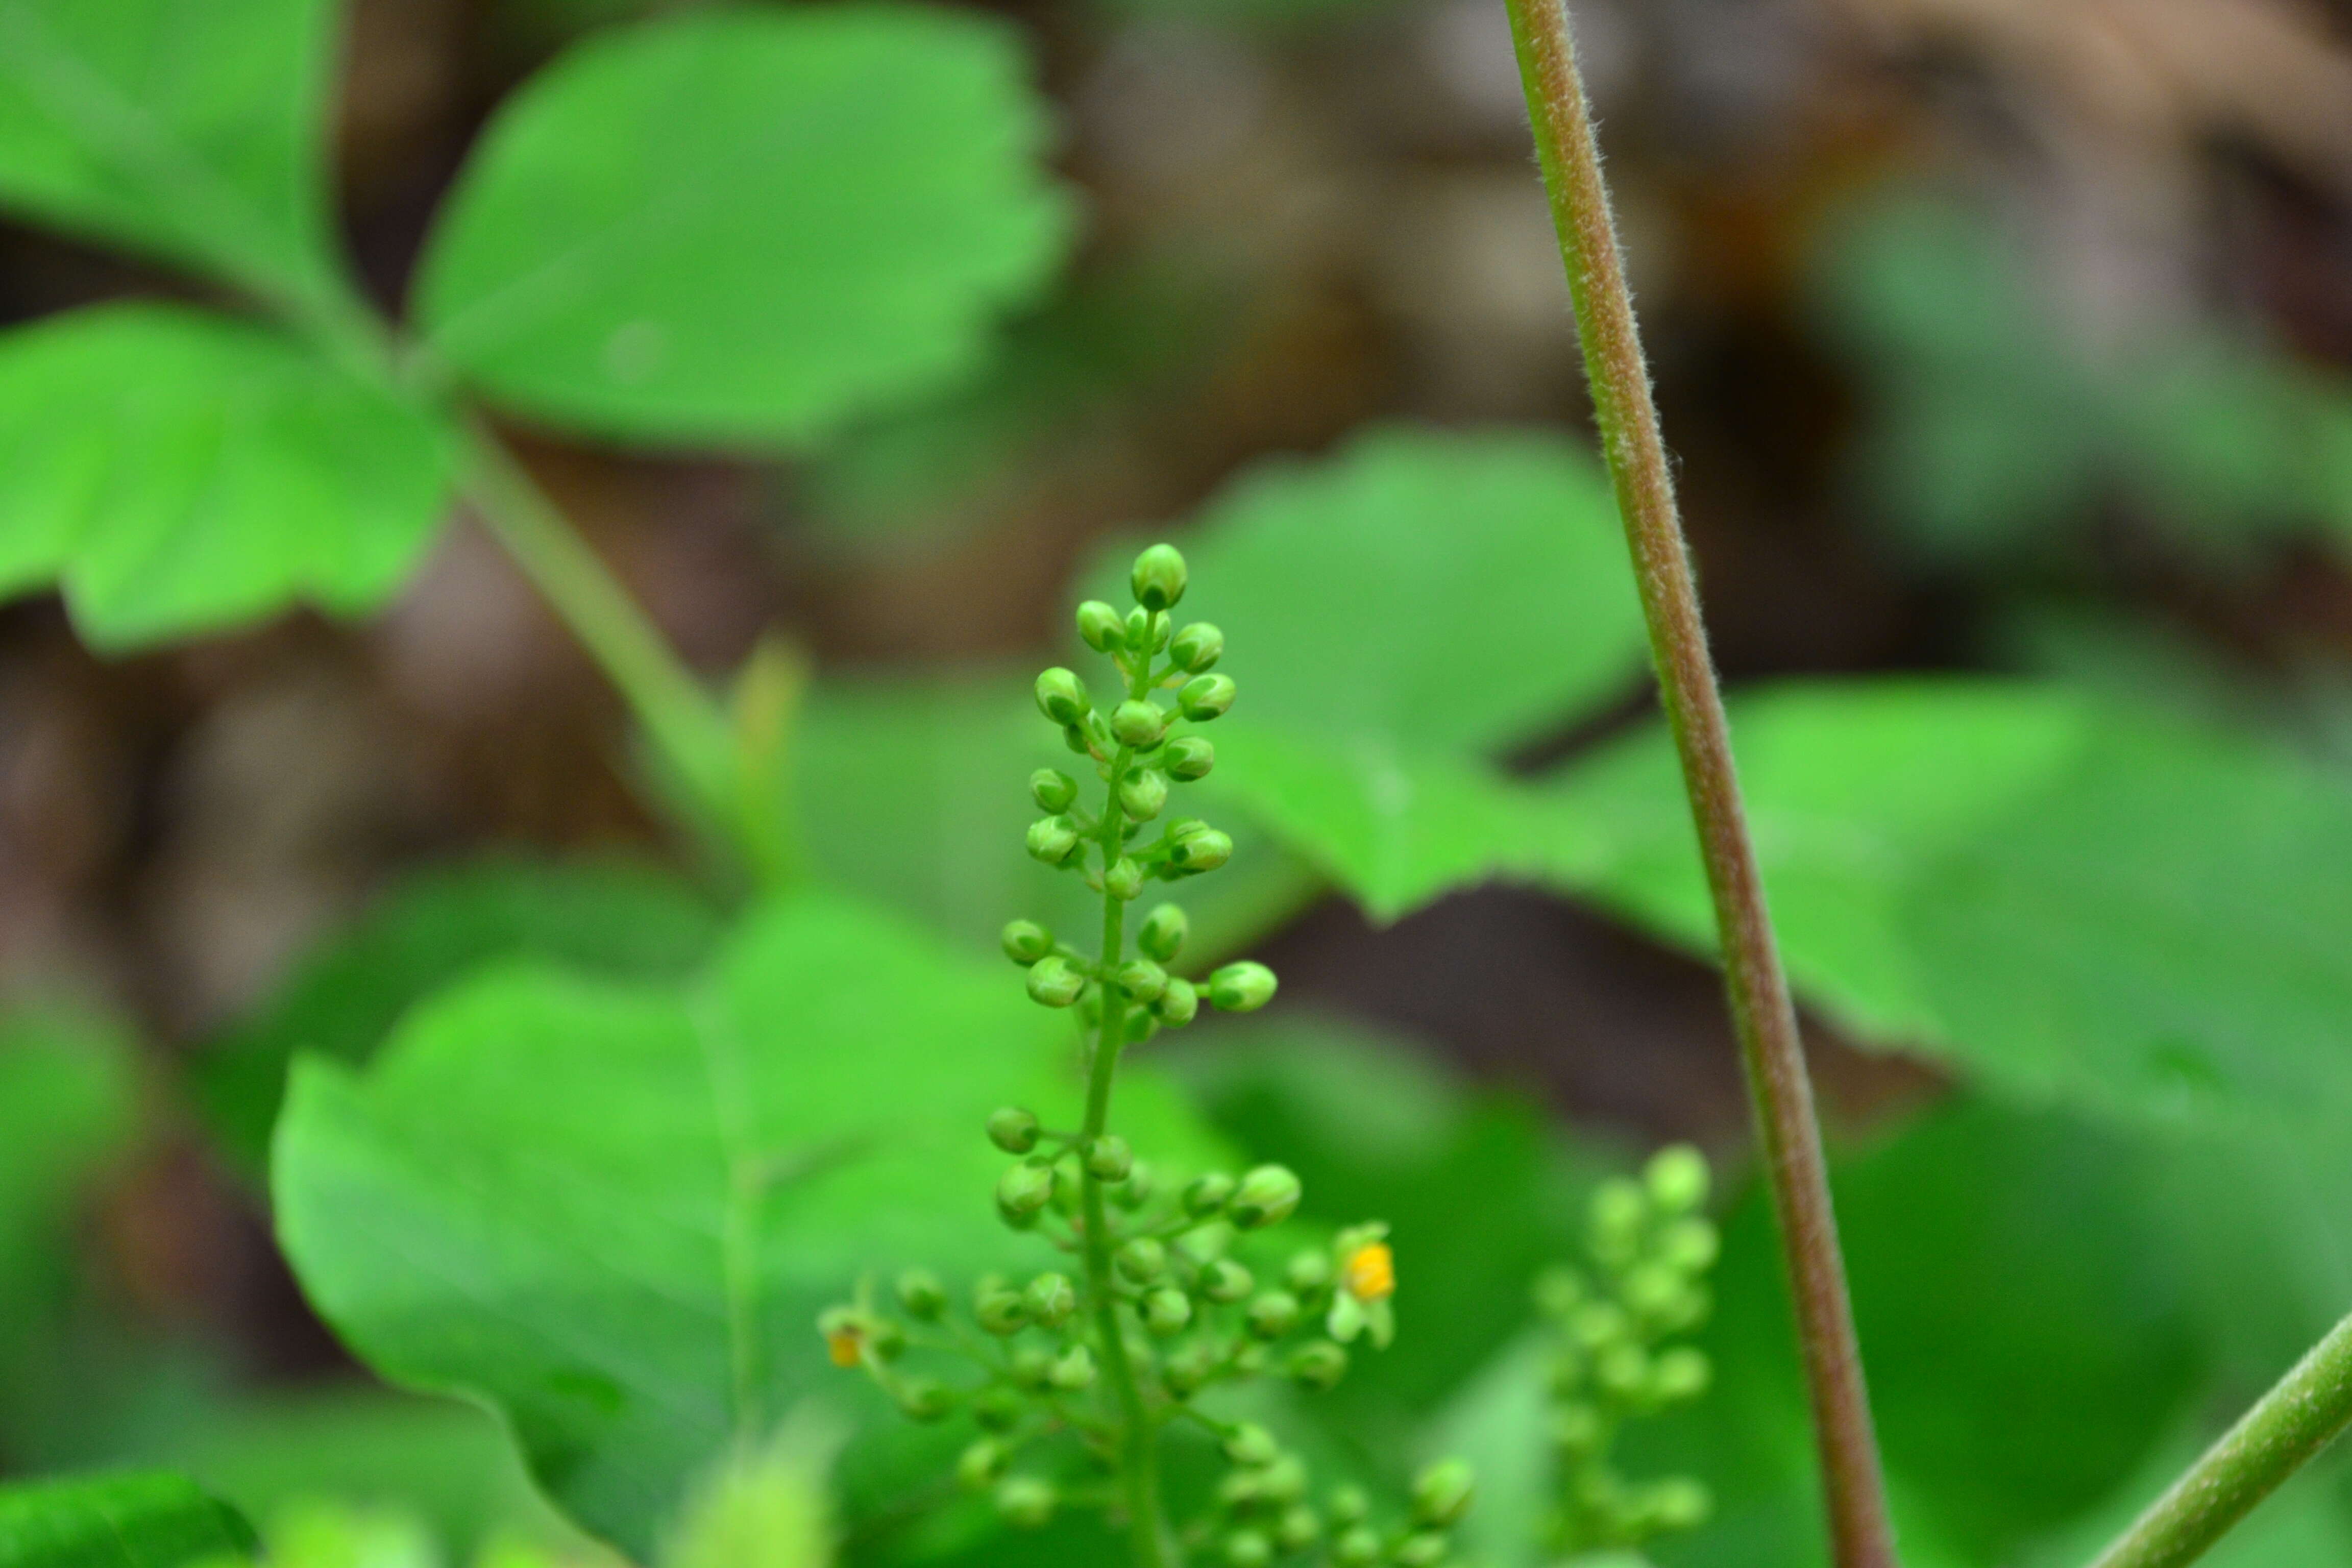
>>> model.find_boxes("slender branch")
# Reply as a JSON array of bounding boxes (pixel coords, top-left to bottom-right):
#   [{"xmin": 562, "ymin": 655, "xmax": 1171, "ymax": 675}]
[
  {"xmin": 2089, "ymin": 1310, "xmax": 2352, "ymax": 1568},
  {"xmin": 455, "ymin": 420, "xmax": 736, "ymax": 830},
  {"xmin": 1500, "ymin": 6, "xmax": 1898, "ymax": 1565}
]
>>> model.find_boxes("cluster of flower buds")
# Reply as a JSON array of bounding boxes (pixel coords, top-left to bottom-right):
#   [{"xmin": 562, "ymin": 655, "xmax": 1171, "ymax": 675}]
[
  {"xmin": 1194, "ymin": 1433, "xmax": 1473, "ymax": 1568},
  {"xmin": 1008, "ymin": 544, "xmax": 1276, "ymax": 1040},
  {"xmin": 1532, "ymin": 1144, "xmax": 1720, "ymax": 1554}
]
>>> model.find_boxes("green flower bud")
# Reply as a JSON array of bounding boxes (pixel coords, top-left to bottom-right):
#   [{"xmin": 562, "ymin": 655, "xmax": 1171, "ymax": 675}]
[
  {"xmin": 1043, "ymin": 1344, "xmax": 1093, "ymax": 1393},
  {"xmin": 1223, "ymin": 1530, "xmax": 1271, "ymax": 1568},
  {"xmin": 1118, "ymin": 768, "xmax": 1169, "ymax": 822},
  {"xmin": 1034, "ymin": 668, "xmax": 1089, "ymax": 725},
  {"xmin": 1551, "ymin": 1401, "xmax": 1602, "ymax": 1456},
  {"xmin": 1123, "ymin": 1008, "xmax": 1159, "ymax": 1045},
  {"xmin": 1085, "ymin": 1135, "xmax": 1135, "ymax": 1182},
  {"xmin": 1392, "ymin": 1530, "xmax": 1447, "ymax": 1568},
  {"xmin": 995, "ymin": 1476, "xmax": 1055, "ymax": 1530},
  {"xmin": 1285, "ymin": 1251, "xmax": 1334, "ymax": 1296},
  {"xmin": 1051, "ymin": 1160, "xmax": 1085, "ymax": 1213},
  {"xmin": 895, "ymin": 1378, "xmax": 954, "ymax": 1422},
  {"xmin": 1063, "ymin": 721, "xmax": 1094, "ymax": 756},
  {"xmin": 972, "ymin": 1387, "xmax": 1021, "ymax": 1432},
  {"xmin": 1025, "ymin": 815, "xmax": 1082, "ymax": 866},
  {"xmin": 1142, "ymin": 1286, "xmax": 1193, "ymax": 1335},
  {"xmin": 1102, "ymin": 966, "xmax": 1160, "ymax": 1012},
  {"xmin": 1115, "ymin": 1161, "xmax": 1155, "ymax": 1210},
  {"xmin": 1131, "ymin": 544, "xmax": 1188, "ymax": 610},
  {"xmin": 1590, "ymin": 1177, "xmax": 1648, "ymax": 1262},
  {"xmin": 1162, "ymin": 734, "xmax": 1215, "ymax": 780},
  {"xmin": 987, "ymin": 1106, "xmax": 1041, "ymax": 1154},
  {"xmin": 1025, "ymin": 1271, "xmax": 1077, "ymax": 1328},
  {"xmin": 1162, "ymin": 1342, "xmax": 1214, "ymax": 1398},
  {"xmin": 1139, "ymin": 903, "xmax": 1189, "ymax": 962},
  {"xmin": 1111, "ymin": 699, "xmax": 1167, "ymax": 747},
  {"xmin": 1645, "ymin": 1476, "xmax": 1712, "ymax": 1533},
  {"xmin": 1151, "ymin": 976, "xmax": 1199, "ymax": 1026},
  {"xmin": 1328, "ymin": 1485, "xmax": 1370, "ymax": 1527},
  {"xmin": 1083, "ymin": 710, "xmax": 1117, "ymax": 753},
  {"xmin": 1010, "ymin": 1344, "xmax": 1055, "ymax": 1390},
  {"xmin": 1076, "ymin": 600, "xmax": 1125, "ymax": 651},
  {"xmin": 1124, "ymin": 605, "xmax": 1153, "ymax": 650},
  {"xmin": 1246, "ymin": 1291, "xmax": 1300, "ymax": 1339},
  {"xmin": 1411, "ymin": 1459, "xmax": 1476, "ymax": 1528},
  {"xmin": 1208, "ymin": 961, "xmax": 1278, "ymax": 1013},
  {"xmin": 999, "ymin": 920, "xmax": 1054, "ymax": 966},
  {"xmin": 1116, "ymin": 1237, "xmax": 1167, "ymax": 1283},
  {"xmin": 1025, "ymin": 955, "xmax": 1085, "ymax": 1008},
  {"xmin": 1275, "ymin": 1505, "xmax": 1321, "ymax": 1552},
  {"xmin": 1650, "ymin": 1345, "xmax": 1712, "ymax": 1403},
  {"xmin": 1184, "ymin": 1171, "xmax": 1237, "ymax": 1215},
  {"xmin": 1286, "ymin": 1340, "xmax": 1347, "ymax": 1391},
  {"xmin": 1596, "ymin": 1340, "xmax": 1649, "ymax": 1396},
  {"xmin": 1200, "ymin": 1259, "xmax": 1254, "ymax": 1304},
  {"xmin": 896, "ymin": 1268, "xmax": 947, "ymax": 1320},
  {"xmin": 1229, "ymin": 1164, "xmax": 1303, "ymax": 1229},
  {"xmin": 1170, "ymin": 622, "xmax": 1224, "ymax": 672},
  {"xmin": 1223, "ymin": 1423, "xmax": 1280, "ymax": 1467},
  {"xmin": 1179, "ymin": 673, "xmax": 1236, "ymax": 722},
  {"xmin": 1257, "ymin": 1457, "xmax": 1308, "ymax": 1506},
  {"xmin": 1571, "ymin": 1301, "xmax": 1632, "ymax": 1352},
  {"xmin": 1104, "ymin": 856, "xmax": 1144, "ymax": 902},
  {"xmin": 1646, "ymin": 1143, "xmax": 1710, "ymax": 1212},
  {"xmin": 958, "ymin": 1438, "xmax": 1008, "ymax": 1490},
  {"xmin": 1332, "ymin": 1525, "xmax": 1381, "ymax": 1568},
  {"xmin": 1029, "ymin": 770, "xmax": 1076, "ymax": 815},
  {"xmin": 976, "ymin": 1284, "xmax": 1031, "ymax": 1335},
  {"xmin": 1168, "ymin": 826, "xmax": 1233, "ymax": 873},
  {"xmin": 1658, "ymin": 1216, "xmax": 1721, "ymax": 1274},
  {"xmin": 995, "ymin": 1162, "xmax": 1054, "ymax": 1224}
]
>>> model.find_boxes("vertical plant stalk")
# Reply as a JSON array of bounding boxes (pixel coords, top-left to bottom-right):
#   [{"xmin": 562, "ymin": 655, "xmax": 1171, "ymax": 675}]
[
  {"xmin": 2089, "ymin": 1309, "xmax": 2352, "ymax": 1568},
  {"xmin": 456, "ymin": 421, "xmax": 737, "ymax": 829},
  {"xmin": 1080, "ymin": 654, "xmax": 1174, "ymax": 1568},
  {"xmin": 1501, "ymin": 5, "xmax": 1899, "ymax": 1565}
]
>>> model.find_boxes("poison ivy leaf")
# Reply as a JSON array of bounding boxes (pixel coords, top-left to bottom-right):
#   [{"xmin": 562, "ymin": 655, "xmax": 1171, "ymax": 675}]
[
  {"xmin": 274, "ymin": 892, "xmax": 1216, "ymax": 1558},
  {"xmin": 195, "ymin": 856, "xmax": 723, "ymax": 1176},
  {"xmin": 792, "ymin": 670, "xmax": 1317, "ymax": 962},
  {"xmin": 0, "ymin": 304, "xmax": 453, "ymax": 650},
  {"xmin": 415, "ymin": 7, "xmax": 1071, "ymax": 449},
  {"xmin": 1083, "ymin": 424, "xmax": 1646, "ymax": 918},
  {"xmin": 1544, "ymin": 680, "xmax": 2352, "ymax": 1125},
  {"xmin": 0, "ymin": 0, "xmax": 343, "ymax": 305},
  {"xmin": 0, "ymin": 1472, "xmax": 255, "ymax": 1568}
]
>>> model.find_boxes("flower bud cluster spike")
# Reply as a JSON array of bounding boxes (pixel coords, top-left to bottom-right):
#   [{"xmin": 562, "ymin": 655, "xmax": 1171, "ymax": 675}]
[
  {"xmin": 1534, "ymin": 1142, "xmax": 1721, "ymax": 1557},
  {"xmin": 822, "ymin": 546, "xmax": 1458, "ymax": 1565}
]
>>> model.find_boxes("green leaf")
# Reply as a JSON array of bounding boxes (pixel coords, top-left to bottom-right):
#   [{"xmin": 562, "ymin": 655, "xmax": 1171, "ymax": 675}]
[
  {"xmin": 1544, "ymin": 680, "xmax": 2352, "ymax": 1124},
  {"xmin": 0, "ymin": 1472, "xmax": 256, "ymax": 1568},
  {"xmin": 0, "ymin": 0, "xmax": 343, "ymax": 305},
  {"xmin": 194, "ymin": 856, "xmax": 724, "ymax": 1176},
  {"xmin": 1083, "ymin": 424, "xmax": 1646, "ymax": 919},
  {"xmin": 273, "ymin": 891, "xmax": 1206, "ymax": 1557},
  {"xmin": 414, "ymin": 6, "xmax": 1071, "ymax": 449},
  {"xmin": 0, "ymin": 303, "xmax": 453, "ymax": 650}
]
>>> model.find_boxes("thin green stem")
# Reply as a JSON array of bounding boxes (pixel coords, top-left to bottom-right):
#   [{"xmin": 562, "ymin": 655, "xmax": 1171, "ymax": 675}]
[
  {"xmin": 455, "ymin": 420, "xmax": 735, "ymax": 826},
  {"xmin": 1076, "ymin": 656, "xmax": 1175, "ymax": 1568},
  {"xmin": 2088, "ymin": 1309, "xmax": 2352, "ymax": 1568},
  {"xmin": 1501, "ymin": 5, "xmax": 1897, "ymax": 1565}
]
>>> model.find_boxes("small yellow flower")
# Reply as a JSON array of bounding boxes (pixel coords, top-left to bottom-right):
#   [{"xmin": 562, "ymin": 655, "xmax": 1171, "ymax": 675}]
[
  {"xmin": 825, "ymin": 1324, "xmax": 865, "ymax": 1367},
  {"xmin": 1341, "ymin": 1240, "xmax": 1394, "ymax": 1303}
]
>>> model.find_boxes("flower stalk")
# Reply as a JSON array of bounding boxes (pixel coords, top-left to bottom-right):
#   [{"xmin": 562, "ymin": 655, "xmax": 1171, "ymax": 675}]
[{"xmin": 1500, "ymin": 3, "xmax": 1898, "ymax": 1564}]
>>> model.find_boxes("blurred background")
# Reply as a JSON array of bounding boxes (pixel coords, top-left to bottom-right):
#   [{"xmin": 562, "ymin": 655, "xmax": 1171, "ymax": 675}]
[{"xmin": 5, "ymin": 0, "xmax": 2352, "ymax": 1550}]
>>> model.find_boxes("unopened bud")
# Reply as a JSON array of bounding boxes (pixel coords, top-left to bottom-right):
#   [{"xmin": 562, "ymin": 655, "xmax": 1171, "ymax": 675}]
[
  {"xmin": 1285, "ymin": 1250, "xmax": 1333, "ymax": 1297},
  {"xmin": 1085, "ymin": 1135, "xmax": 1135, "ymax": 1182},
  {"xmin": 1201, "ymin": 1259, "xmax": 1254, "ymax": 1303},
  {"xmin": 1170, "ymin": 622, "xmax": 1224, "ymax": 672},
  {"xmin": 1229, "ymin": 1165, "xmax": 1302, "ymax": 1229},
  {"xmin": 1026, "ymin": 955, "xmax": 1085, "ymax": 1008},
  {"xmin": 1168, "ymin": 826, "xmax": 1232, "ymax": 873},
  {"xmin": 1411, "ymin": 1460, "xmax": 1476, "ymax": 1527},
  {"xmin": 986, "ymin": 1106, "xmax": 1041, "ymax": 1154},
  {"xmin": 1184, "ymin": 1171, "xmax": 1236, "ymax": 1215},
  {"xmin": 1034, "ymin": 668, "xmax": 1089, "ymax": 725},
  {"xmin": 1025, "ymin": 815, "xmax": 1081, "ymax": 866},
  {"xmin": 1650, "ymin": 1345, "xmax": 1712, "ymax": 1403},
  {"xmin": 973, "ymin": 1387, "xmax": 1021, "ymax": 1432},
  {"xmin": 1025, "ymin": 1271, "xmax": 1077, "ymax": 1328},
  {"xmin": 1104, "ymin": 857, "xmax": 1144, "ymax": 902},
  {"xmin": 1392, "ymin": 1531, "xmax": 1446, "ymax": 1568},
  {"xmin": 999, "ymin": 919, "xmax": 1053, "ymax": 966},
  {"xmin": 958, "ymin": 1438, "xmax": 1008, "ymax": 1490},
  {"xmin": 996, "ymin": 1162, "xmax": 1054, "ymax": 1224},
  {"xmin": 1208, "ymin": 961, "xmax": 1278, "ymax": 1013},
  {"xmin": 1223, "ymin": 1423, "xmax": 1279, "ymax": 1466},
  {"xmin": 896, "ymin": 1269, "xmax": 947, "ymax": 1319},
  {"xmin": 1051, "ymin": 1343, "xmax": 1097, "ymax": 1391},
  {"xmin": 995, "ymin": 1476, "xmax": 1055, "ymax": 1529},
  {"xmin": 1646, "ymin": 1144, "xmax": 1710, "ymax": 1212},
  {"xmin": 1112, "ymin": 699, "xmax": 1167, "ymax": 747},
  {"xmin": 1332, "ymin": 1526, "xmax": 1380, "ymax": 1567},
  {"xmin": 1275, "ymin": 1506, "xmax": 1320, "ymax": 1553},
  {"xmin": 1152, "ymin": 976, "xmax": 1200, "ymax": 1026},
  {"xmin": 1163, "ymin": 735, "xmax": 1215, "ymax": 780},
  {"xmin": 1645, "ymin": 1477, "xmax": 1712, "ymax": 1533},
  {"xmin": 1223, "ymin": 1532, "xmax": 1271, "ymax": 1568},
  {"xmin": 1328, "ymin": 1486, "xmax": 1370, "ymax": 1527},
  {"xmin": 1286, "ymin": 1340, "xmax": 1347, "ymax": 1391},
  {"xmin": 1115, "ymin": 1161, "xmax": 1154, "ymax": 1210},
  {"xmin": 1029, "ymin": 769, "xmax": 1077, "ymax": 813},
  {"xmin": 1116, "ymin": 1237, "xmax": 1167, "ymax": 1283},
  {"xmin": 1246, "ymin": 1291, "xmax": 1300, "ymax": 1339},
  {"xmin": 976, "ymin": 1286, "xmax": 1030, "ymax": 1335},
  {"xmin": 896, "ymin": 1378, "xmax": 954, "ymax": 1422},
  {"xmin": 1076, "ymin": 600, "xmax": 1125, "ymax": 651},
  {"xmin": 1143, "ymin": 1286, "xmax": 1193, "ymax": 1335},
  {"xmin": 1659, "ymin": 1216, "xmax": 1720, "ymax": 1274},
  {"xmin": 1131, "ymin": 544, "xmax": 1188, "ymax": 610},
  {"xmin": 1118, "ymin": 769, "xmax": 1169, "ymax": 821},
  {"xmin": 1179, "ymin": 673, "xmax": 1236, "ymax": 721},
  {"xmin": 1139, "ymin": 903, "xmax": 1189, "ymax": 962}
]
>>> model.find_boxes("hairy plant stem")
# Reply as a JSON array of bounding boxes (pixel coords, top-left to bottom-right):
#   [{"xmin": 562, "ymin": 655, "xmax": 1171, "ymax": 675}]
[
  {"xmin": 1080, "ymin": 656, "xmax": 1173, "ymax": 1568},
  {"xmin": 456, "ymin": 420, "xmax": 736, "ymax": 834},
  {"xmin": 2088, "ymin": 1309, "xmax": 2352, "ymax": 1568},
  {"xmin": 1501, "ymin": 5, "xmax": 1897, "ymax": 1564}
]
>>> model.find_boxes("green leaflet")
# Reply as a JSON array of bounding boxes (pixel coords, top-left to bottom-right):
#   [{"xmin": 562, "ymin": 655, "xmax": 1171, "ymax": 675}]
[
  {"xmin": 0, "ymin": 303, "xmax": 452, "ymax": 650},
  {"xmin": 0, "ymin": 0, "xmax": 344, "ymax": 308},
  {"xmin": 195, "ymin": 857, "xmax": 725, "ymax": 1178},
  {"xmin": 415, "ymin": 6, "xmax": 1072, "ymax": 449},
  {"xmin": 1543, "ymin": 679, "xmax": 2352, "ymax": 1127},
  {"xmin": 1082, "ymin": 424, "xmax": 1647, "ymax": 917},
  {"xmin": 271, "ymin": 891, "xmax": 1219, "ymax": 1558},
  {"xmin": 0, "ymin": 1472, "xmax": 255, "ymax": 1568}
]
